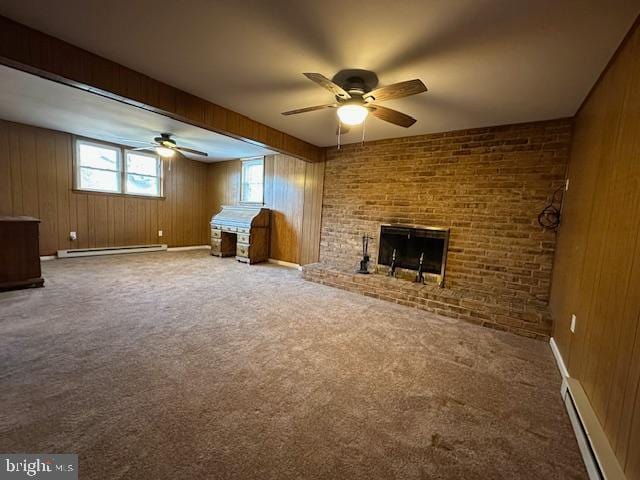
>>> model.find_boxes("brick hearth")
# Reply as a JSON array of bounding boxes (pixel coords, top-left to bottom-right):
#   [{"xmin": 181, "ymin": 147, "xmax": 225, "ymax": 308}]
[{"xmin": 303, "ymin": 263, "xmax": 552, "ymax": 339}]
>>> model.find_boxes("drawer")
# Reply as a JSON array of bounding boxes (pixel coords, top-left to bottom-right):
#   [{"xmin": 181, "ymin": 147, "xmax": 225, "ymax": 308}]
[
  {"xmin": 211, "ymin": 238, "xmax": 222, "ymax": 248},
  {"xmin": 236, "ymin": 244, "xmax": 250, "ymax": 258},
  {"xmin": 211, "ymin": 228, "xmax": 221, "ymax": 239},
  {"xmin": 238, "ymin": 227, "xmax": 250, "ymax": 234},
  {"xmin": 237, "ymin": 233, "xmax": 250, "ymax": 244},
  {"xmin": 222, "ymin": 225, "xmax": 237, "ymax": 233}
]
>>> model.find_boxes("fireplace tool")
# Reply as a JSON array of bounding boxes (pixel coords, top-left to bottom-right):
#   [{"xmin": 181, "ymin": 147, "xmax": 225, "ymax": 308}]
[
  {"xmin": 357, "ymin": 234, "xmax": 373, "ymax": 274},
  {"xmin": 415, "ymin": 252, "xmax": 425, "ymax": 284},
  {"xmin": 388, "ymin": 248, "xmax": 398, "ymax": 277}
]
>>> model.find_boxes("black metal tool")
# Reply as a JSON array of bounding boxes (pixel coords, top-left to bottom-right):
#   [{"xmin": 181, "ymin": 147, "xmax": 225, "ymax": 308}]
[
  {"xmin": 415, "ymin": 252, "xmax": 425, "ymax": 284},
  {"xmin": 388, "ymin": 248, "xmax": 398, "ymax": 277},
  {"xmin": 357, "ymin": 234, "xmax": 373, "ymax": 274}
]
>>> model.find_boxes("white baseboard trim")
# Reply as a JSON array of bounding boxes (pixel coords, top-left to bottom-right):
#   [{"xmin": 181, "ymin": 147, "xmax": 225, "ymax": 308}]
[
  {"xmin": 550, "ymin": 337, "xmax": 570, "ymax": 388},
  {"xmin": 167, "ymin": 245, "xmax": 211, "ymax": 251},
  {"xmin": 40, "ymin": 255, "xmax": 57, "ymax": 261},
  {"xmin": 268, "ymin": 258, "xmax": 302, "ymax": 270}
]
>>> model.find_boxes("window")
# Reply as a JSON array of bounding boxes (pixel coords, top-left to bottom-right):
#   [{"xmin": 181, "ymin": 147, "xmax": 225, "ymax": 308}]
[
  {"xmin": 240, "ymin": 157, "xmax": 264, "ymax": 203},
  {"xmin": 125, "ymin": 151, "xmax": 162, "ymax": 197},
  {"xmin": 75, "ymin": 138, "xmax": 162, "ymax": 197},
  {"xmin": 76, "ymin": 140, "xmax": 121, "ymax": 193}
]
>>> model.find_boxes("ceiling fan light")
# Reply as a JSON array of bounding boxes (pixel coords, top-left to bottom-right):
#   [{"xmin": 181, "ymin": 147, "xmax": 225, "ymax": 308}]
[
  {"xmin": 156, "ymin": 146, "xmax": 176, "ymax": 158},
  {"xmin": 337, "ymin": 104, "xmax": 368, "ymax": 125}
]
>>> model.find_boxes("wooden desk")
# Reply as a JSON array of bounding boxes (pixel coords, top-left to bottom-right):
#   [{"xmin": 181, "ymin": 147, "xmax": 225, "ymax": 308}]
[
  {"xmin": 210, "ymin": 206, "xmax": 270, "ymax": 264},
  {"xmin": 0, "ymin": 216, "xmax": 44, "ymax": 290}
]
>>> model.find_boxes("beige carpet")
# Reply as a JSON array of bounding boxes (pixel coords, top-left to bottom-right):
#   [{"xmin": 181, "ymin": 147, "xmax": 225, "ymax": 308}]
[{"xmin": 0, "ymin": 251, "xmax": 585, "ymax": 479}]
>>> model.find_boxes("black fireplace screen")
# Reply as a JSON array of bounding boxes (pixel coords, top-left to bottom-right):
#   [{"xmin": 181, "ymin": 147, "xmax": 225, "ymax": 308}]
[{"xmin": 378, "ymin": 225, "xmax": 449, "ymax": 276}]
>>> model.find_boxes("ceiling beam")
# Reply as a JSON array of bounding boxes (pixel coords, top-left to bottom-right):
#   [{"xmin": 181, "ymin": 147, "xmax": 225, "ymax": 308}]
[{"xmin": 0, "ymin": 15, "xmax": 324, "ymax": 163}]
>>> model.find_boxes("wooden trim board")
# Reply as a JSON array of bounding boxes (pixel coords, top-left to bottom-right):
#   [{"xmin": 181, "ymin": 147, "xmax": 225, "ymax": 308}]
[{"xmin": 0, "ymin": 15, "xmax": 324, "ymax": 163}]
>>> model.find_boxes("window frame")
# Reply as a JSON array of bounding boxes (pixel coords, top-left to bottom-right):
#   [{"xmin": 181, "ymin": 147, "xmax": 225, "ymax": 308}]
[
  {"xmin": 240, "ymin": 156, "xmax": 265, "ymax": 204},
  {"xmin": 124, "ymin": 149, "xmax": 163, "ymax": 197},
  {"xmin": 73, "ymin": 137, "xmax": 164, "ymax": 198},
  {"xmin": 74, "ymin": 138, "xmax": 123, "ymax": 194}
]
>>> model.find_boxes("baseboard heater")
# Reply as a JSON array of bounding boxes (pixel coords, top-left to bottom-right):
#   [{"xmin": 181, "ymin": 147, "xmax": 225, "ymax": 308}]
[
  {"xmin": 551, "ymin": 338, "xmax": 626, "ymax": 480},
  {"xmin": 57, "ymin": 244, "xmax": 168, "ymax": 258},
  {"xmin": 561, "ymin": 377, "xmax": 626, "ymax": 480}
]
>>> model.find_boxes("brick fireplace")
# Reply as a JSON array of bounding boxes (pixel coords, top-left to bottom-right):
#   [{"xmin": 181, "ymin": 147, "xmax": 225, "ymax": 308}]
[{"xmin": 303, "ymin": 118, "xmax": 572, "ymax": 339}]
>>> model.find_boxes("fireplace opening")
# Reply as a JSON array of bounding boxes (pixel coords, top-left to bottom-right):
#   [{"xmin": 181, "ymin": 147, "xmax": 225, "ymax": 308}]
[{"xmin": 378, "ymin": 225, "xmax": 449, "ymax": 283}]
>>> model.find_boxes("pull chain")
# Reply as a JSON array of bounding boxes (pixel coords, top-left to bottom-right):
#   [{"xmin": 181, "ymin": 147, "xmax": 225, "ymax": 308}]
[
  {"xmin": 361, "ymin": 117, "xmax": 366, "ymax": 146},
  {"xmin": 337, "ymin": 121, "xmax": 341, "ymax": 150}
]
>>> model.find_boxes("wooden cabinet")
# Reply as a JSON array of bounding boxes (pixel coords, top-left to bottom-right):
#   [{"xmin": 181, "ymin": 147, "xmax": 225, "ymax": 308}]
[
  {"xmin": 0, "ymin": 216, "xmax": 44, "ymax": 290},
  {"xmin": 210, "ymin": 206, "xmax": 270, "ymax": 264}
]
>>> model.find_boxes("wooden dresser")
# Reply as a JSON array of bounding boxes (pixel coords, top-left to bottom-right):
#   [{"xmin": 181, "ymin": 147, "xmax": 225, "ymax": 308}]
[
  {"xmin": 0, "ymin": 216, "xmax": 44, "ymax": 290},
  {"xmin": 210, "ymin": 205, "xmax": 270, "ymax": 264}
]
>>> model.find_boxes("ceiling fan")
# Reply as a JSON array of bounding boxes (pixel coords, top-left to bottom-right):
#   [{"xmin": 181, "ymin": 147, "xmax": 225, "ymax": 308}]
[
  {"xmin": 282, "ymin": 72, "xmax": 427, "ymax": 132},
  {"xmin": 131, "ymin": 133, "xmax": 209, "ymax": 159}
]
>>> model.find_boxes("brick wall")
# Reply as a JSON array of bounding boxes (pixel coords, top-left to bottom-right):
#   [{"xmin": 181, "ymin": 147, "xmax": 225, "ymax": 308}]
[{"xmin": 314, "ymin": 118, "xmax": 573, "ymax": 337}]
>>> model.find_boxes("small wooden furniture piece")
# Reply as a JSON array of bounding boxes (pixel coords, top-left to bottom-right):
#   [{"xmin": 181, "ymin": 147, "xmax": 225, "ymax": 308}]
[
  {"xmin": 0, "ymin": 216, "xmax": 44, "ymax": 290},
  {"xmin": 210, "ymin": 205, "xmax": 270, "ymax": 264}
]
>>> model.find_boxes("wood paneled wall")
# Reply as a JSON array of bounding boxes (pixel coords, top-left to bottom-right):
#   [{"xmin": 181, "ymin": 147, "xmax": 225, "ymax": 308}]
[
  {"xmin": 207, "ymin": 154, "xmax": 325, "ymax": 265},
  {"xmin": 0, "ymin": 120, "xmax": 210, "ymax": 255},
  {"xmin": 0, "ymin": 15, "xmax": 323, "ymax": 163},
  {"xmin": 550, "ymin": 18, "xmax": 640, "ymax": 479}
]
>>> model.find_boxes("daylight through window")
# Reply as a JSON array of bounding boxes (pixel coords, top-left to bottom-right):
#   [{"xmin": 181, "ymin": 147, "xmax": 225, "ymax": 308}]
[
  {"xmin": 75, "ymin": 138, "xmax": 162, "ymax": 197},
  {"xmin": 241, "ymin": 157, "xmax": 264, "ymax": 203}
]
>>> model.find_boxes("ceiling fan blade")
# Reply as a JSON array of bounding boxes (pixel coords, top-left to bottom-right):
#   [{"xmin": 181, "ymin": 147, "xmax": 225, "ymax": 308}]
[
  {"xmin": 105, "ymin": 136, "xmax": 154, "ymax": 146},
  {"xmin": 175, "ymin": 146, "xmax": 209, "ymax": 157},
  {"xmin": 368, "ymin": 105, "xmax": 417, "ymax": 128},
  {"xmin": 282, "ymin": 103, "xmax": 338, "ymax": 116},
  {"xmin": 132, "ymin": 146, "xmax": 155, "ymax": 151},
  {"xmin": 363, "ymin": 79, "xmax": 427, "ymax": 103},
  {"xmin": 303, "ymin": 73, "xmax": 351, "ymax": 100}
]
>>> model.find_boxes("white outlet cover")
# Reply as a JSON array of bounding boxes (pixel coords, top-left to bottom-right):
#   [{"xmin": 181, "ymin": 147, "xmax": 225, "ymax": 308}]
[
  {"xmin": 570, "ymin": 314, "xmax": 577, "ymax": 333},
  {"xmin": 69, "ymin": 231, "xmax": 77, "ymax": 240},
  {"xmin": 158, "ymin": 230, "xmax": 163, "ymax": 237}
]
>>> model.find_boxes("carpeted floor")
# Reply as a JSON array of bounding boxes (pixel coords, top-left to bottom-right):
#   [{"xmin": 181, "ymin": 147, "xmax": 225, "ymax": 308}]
[{"xmin": 0, "ymin": 251, "xmax": 586, "ymax": 479}]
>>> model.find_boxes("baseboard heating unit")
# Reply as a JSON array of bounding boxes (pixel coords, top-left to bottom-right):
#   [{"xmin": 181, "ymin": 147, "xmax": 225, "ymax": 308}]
[
  {"xmin": 551, "ymin": 339, "xmax": 626, "ymax": 480},
  {"xmin": 57, "ymin": 244, "xmax": 168, "ymax": 258}
]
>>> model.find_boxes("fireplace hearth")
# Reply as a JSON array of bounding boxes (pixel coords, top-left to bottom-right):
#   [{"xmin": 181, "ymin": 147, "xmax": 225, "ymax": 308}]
[{"xmin": 378, "ymin": 225, "xmax": 449, "ymax": 286}]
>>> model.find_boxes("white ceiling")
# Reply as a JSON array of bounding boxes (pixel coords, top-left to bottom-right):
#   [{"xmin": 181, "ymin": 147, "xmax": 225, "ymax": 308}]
[
  {"xmin": 0, "ymin": 65, "xmax": 275, "ymax": 162},
  {"xmin": 0, "ymin": 0, "xmax": 638, "ymax": 147}
]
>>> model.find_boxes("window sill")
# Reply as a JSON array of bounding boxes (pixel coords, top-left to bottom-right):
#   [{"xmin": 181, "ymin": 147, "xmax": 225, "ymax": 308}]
[{"xmin": 72, "ymin": 189, "xmax": 166, "ymax": 200}]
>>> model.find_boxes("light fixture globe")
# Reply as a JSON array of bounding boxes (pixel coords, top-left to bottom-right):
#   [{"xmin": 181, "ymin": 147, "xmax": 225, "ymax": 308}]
[
  {"xmin": 337, "ymin": 103, "xmax": 368, "ymax": 126},
  {"xmin": 156, "ymin": 146, "xmax": 176, "ymax": 158}
]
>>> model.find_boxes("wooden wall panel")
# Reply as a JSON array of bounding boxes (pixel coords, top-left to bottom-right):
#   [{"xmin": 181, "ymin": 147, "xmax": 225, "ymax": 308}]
[
  {"xmin": 549, "ymin": 18, "xmax": 640, "ymax": 478},
  {"xmin": 265, "ymin": 154, "xmax": 306, "ymax": 264},
  {"xmin": 0, "ymin": 15, "xmax": 323, "ymax": 163},
  {"xmin": 206, "ymin": 154, "xmax": 325, "ymax": 265},
  {"xmin": 206, "ymin": 159, "xmax": 241, "ymax": 220},
  {"xmin": 300, "ymin": 161, "xmax": 325, "ymax": 266},
  {"xmin": 0, "ymin": 119, "xmax": 209, "ymax": 255},
  {"xmin": 0, "ymin": 123, "xmax": 11, "ymax": 214}
]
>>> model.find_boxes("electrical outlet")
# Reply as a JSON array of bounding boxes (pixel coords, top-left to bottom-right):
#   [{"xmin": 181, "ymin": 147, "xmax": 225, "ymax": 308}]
[
  {"xmin": 69, "ymin": 231, "xmax": 77, "ymax": 241},
  {"xmin": 570, "ymin": 314, "xmax": 577, "ymax": 333},
  {"xmin": 158, "ymin": 230, "xmax": 163, "ymax": 237}
]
